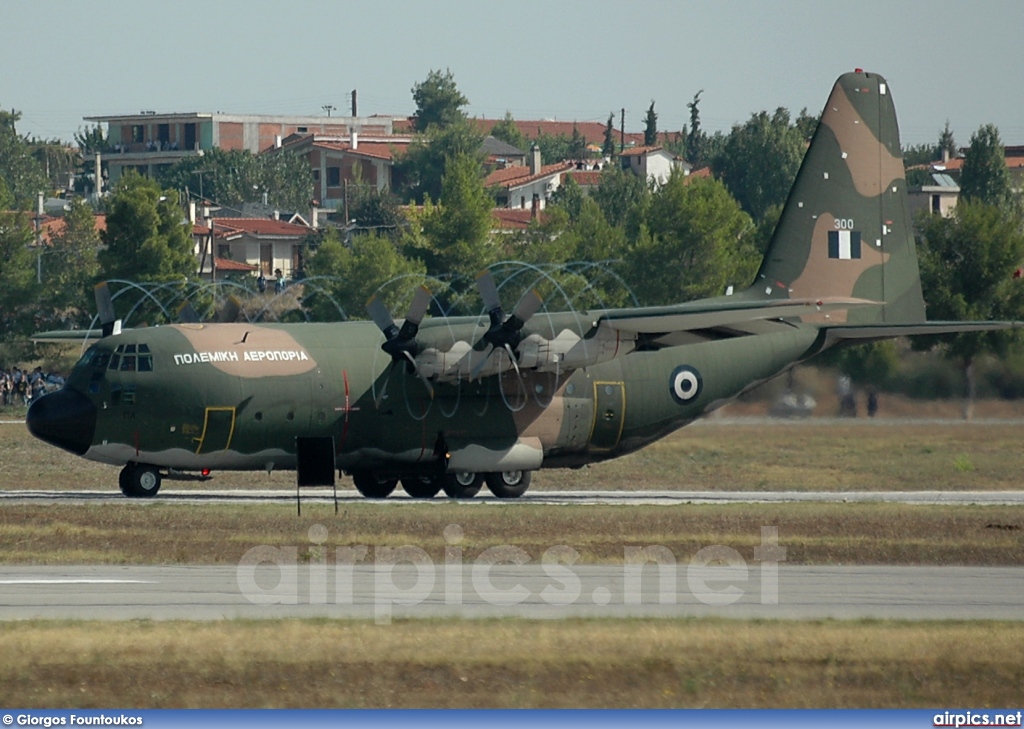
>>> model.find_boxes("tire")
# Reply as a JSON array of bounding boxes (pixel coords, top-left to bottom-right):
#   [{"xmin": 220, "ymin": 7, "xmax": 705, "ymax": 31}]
[
  {"xmin": 443, "ymin": 471, "xmax": 483, "ymax": 499},
  {"xmin": 119, "ymin": 463, "xmax": 161, "ymax": 498},
  {"xmin": 401, "ymin": 475, "xmax": 442, "ymax": 499},
  {"xmin": 485, "ymin": 470, "xmax": 532, "ymax": 499},
  {"xmin": 352, "ymin": 471, "xmax": 397, "ymax": 499}
]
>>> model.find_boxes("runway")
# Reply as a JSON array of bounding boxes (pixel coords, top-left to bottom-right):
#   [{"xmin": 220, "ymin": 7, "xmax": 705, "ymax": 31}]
[
  {"xmin": 1, "ymin": 488, "xmax": 1023, "ymax": 505},
  {"xmin": 1, "ymin": 564, "xmax": 1021, "ymax": 621}
]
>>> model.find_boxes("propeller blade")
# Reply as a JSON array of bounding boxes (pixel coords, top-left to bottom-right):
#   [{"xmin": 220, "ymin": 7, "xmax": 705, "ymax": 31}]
[
  {"xmin": 396, "ymin": 286, "xmax": 431, "ymax": 341},
  {"xmin": 366, "ymin": 296, "xmax": 399, "ymax": 340},
  {"xmin": 469, "ymin": 345, "xmax": 494, "ymax": 381},
  {"xmin": 94, "ymin": 283, "xmax": 117, "ymax": 337},
  {"xmin": 476, "ymin": 270, "xmax": 503, "ymax": 320},
  {"xmin": 177, "ymin": 301, "xmax": 201, "ymax": 324},
  {"xmin": 216, "ymin": 296, "xmax": 241, "ymax": 323},
  {"xmin": 507, "ymin": 289, "xmax": 543, "ymax": 329},
  {"xmin": 504, "ymin": 344, "xmax": 522, "ymax": 379},
  {"xmin": 403, "ymin": 351, "xmax": 435, "ymax": 399}
]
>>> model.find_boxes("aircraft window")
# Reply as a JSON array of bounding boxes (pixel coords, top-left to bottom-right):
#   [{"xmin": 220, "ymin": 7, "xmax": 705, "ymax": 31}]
[
  {"xmin": 108, "ymin": 354, "xmax": 121, "ymax": 370},
  {"xmin": 114, "ymin": 344, "xmax": 125, "ymax": 354},
  {"xmin": 138, "ymin": 344, "xmax": 150, "ymax": 354},
  {"xmin": 124, "ymin": 344, "xmax": 137, "ymax": 354},
  {"xmin": 120, "ymin": 356, "xmax": 137, "ymax": 371},
  {"xmin": 138, "ymin": 355, "xmax": 153, "ymax": 372},
  {"xmin": 93, "ymin": 352, "xmax": 111, "ymax": 369}
]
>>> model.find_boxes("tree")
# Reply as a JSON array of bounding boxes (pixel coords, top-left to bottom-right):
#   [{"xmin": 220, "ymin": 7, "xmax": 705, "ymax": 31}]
[
  {"xmin": 602, "ymin": 113, "xmax": 616, "ymax": 157},
  {"xmin": 416, "ymin": 151, "xmax": 495, "ymax": 278},
  {"xmin": 959, "ymin": 124, "xmax": 1014, "ymax": 209},
  {"xmin": 490, "ymin": 112, "xmax": 527, "ymax": 151},
  {"xmin": 685, "ymin": 90, "xmax": 705, "ymax": 166},
  {"xmin": 346, "ymin": 183, "xmax": 407, "ymax": 239},
  {"xmin": 303, "ymin": 229, "xmax": 426, "ymax": 320},
  {"xmin": 394, "ymin": 118, "xmax": 484, "ymax": 204},
  {"xmin": 0, "ymin": 107, "xmax": 50, "ymax": 209},
  {"xmin": 569, "ymin": 124, "xmax": 587, "ymax": 159},
  {"xmin": 938, "ymin": 120, "xmax": 956, "ymax": 161},
  {"xmin": 0, "ymin": 180, "xmax": 39, "ymax": 341},
  {"xmin": 161, "ymin": 147, "xmax": 313, "ymax": 212},
  {"xmin": 99, "ymin": 172, "xmax": 195, "ymax": 282},
  {"xmin": 37, "ymin": 199, "xmax": 101, "ymax": 329},
  {"xmin": 795, "ymin": 108, "xmax": 819, "ymax": 142},
  {"xmin": 411, "ymin": 68, "xmax": 469, "ymax": 132},
  {"xmin": 591, "ymin": 164, "xmax": 650, "ymax": 241},
  {"xmin": 643, "ymin": 101, "xmax": 658, "ymax": 147},
  {"xmin": 711, "ymin": 107, "xmax": 806, "ymax": 222},
  {"xmin": 915, "ymin": 201, "xmax": 1024, "ymax": 419},
  {"xmin": 625, "ymin": 174, "xmax": 758, "ymax": 305}
]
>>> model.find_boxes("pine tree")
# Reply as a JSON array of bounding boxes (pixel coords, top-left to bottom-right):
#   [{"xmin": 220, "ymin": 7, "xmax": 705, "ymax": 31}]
[
  {"xmin": 938, "ymin": 120, "xmax": 956, "ymax": 161},
  {"xmin": 643, "ymin": 101, "xmax": 658, "ymax": 147},
  {"xmin": 959, "ymin": 124, "xmax": 1013, "ymax": 208},
  {"xmin": 685, "ymin": 90, "xmax": 705, "ymax": 166},
  {"xmin": 602, "ymin": 113, "xmax": 616, "ymax": 157}
]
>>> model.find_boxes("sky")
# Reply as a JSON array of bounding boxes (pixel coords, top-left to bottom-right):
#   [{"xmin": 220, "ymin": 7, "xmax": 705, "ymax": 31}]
[{"xmin": 2, "ymin": 0, "xmax": 1023, "ymax": 148}]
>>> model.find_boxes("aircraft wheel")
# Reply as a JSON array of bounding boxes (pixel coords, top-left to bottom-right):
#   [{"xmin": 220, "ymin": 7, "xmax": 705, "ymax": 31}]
[
  {"xmin": 485, "ymin": 470, "xmax": 531, "ymax": 499},
  {"xmin": 401, "ymin": 475, "xmax": 442, "ymax": 499},
  {"xmin": 352, "ymin": 471, "xmax": 397, "ymax": 499},
  {"xmin": 443, "ymin": 471, "xmax": 483, "ymax": 499},
  {"xmin": 119, "ymin": 463, "xmax": 161, "ymax": 498}
]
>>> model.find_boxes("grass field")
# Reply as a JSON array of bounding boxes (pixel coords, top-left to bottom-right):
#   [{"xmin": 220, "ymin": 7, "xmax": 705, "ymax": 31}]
[
  {"xmin": 1, "ymin": 619, "xmax": 1021, "ymax": 708},
  {"xmin": 0, "ymin": 502, "xmax": 1020, "ymax": 565}
]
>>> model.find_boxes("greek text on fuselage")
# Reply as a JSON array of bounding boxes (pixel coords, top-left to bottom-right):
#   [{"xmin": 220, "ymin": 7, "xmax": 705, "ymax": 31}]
[{"xmin": 173, "ymin": 350, "xmax": 310, "ymax": 366}]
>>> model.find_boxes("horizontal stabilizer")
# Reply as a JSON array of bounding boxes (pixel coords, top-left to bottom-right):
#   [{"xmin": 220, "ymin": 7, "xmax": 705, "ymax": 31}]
[{"xmin": 824, "ymin": 321, "xmax": 1022, "ymax": 344}]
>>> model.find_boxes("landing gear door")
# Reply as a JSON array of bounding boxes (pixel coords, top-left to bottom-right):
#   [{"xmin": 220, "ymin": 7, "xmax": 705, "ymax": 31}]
[
  {"xmin": 589, "ymin": 381, "xmax": 625, "ymax": 451},
  {"xmin": 194, "ymin": 407, "xmax": 236, "ymax": 454}
]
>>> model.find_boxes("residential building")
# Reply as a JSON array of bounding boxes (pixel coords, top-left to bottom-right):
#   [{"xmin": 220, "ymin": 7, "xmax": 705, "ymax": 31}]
[
  {"xmin": 619, "ymin": 146, "xmax": 690, "ymax": 185},
  {"xmin": 485, "ymin": 146, "xmax": 573, "ymax": 210},
  {"xmin": 82, "ymin": 111, "xmax": 404, "ymax": 186},
  {"xmin": 192, "ymin": 217, "xmax": 313, "ymax": 282},
  {"xmin": 908, "ymin": 172, "xmax": 960, "ymax": 218}
]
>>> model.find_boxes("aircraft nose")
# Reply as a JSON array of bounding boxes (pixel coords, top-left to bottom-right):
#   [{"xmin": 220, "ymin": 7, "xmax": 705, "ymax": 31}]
[{"xmin": 26, "ymin": 388, "xmax": 97, "ymax": 456}]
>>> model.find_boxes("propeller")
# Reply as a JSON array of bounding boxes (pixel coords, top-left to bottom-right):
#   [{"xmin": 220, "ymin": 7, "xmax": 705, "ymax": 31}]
[
  {"xmin": 176, "ymin": 300, "xmax": 202, "ymax": 324},
  {"xmin": 215, "ymin": 296, "xmax": 242, "ymax": 323},
  {"xmin": 94, "ymin": 282, "xmax": 120, "ymax": 338},
  {"xmin": 471, "ymin": 270, "xmax": 544, "ymax": 380},
  {"xmin": 367, "ymin": 286, "xmax": 434, "ymax": 405}
]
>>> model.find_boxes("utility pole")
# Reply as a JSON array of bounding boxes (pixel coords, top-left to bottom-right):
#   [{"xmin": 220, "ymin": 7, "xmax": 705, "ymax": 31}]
[
  {"xmin": 620, "ymin": 108, "xmax": 625, "ymax": 153},
  {"xmin": 322, "ymin": 104, "xmax": 335, "ymax": 117},
  {"xmin": 34, "ymin": 192, "xmax": 44, "ymax": 284},
  {"xmin": 351, "ymin": 89, "xmax": 357, "ymax": 117}
]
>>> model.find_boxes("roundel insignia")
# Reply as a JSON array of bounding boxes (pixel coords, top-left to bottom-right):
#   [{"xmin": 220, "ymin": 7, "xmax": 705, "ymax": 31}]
[{"xmin": 670, "ymin": 365, "xmax": 702, "ymax": 404}]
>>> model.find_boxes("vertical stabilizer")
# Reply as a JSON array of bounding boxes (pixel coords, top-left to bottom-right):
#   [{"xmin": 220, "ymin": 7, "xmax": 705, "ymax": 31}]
[{"xmin": 745, "ymin": 71, "xmax": 925, "ymax": 324}]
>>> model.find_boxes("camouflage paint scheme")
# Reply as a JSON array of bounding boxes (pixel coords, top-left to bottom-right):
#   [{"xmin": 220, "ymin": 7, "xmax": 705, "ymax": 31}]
[{"xmin": 26, "ymin": 72, "xmax": 1012, "ymax": 497}]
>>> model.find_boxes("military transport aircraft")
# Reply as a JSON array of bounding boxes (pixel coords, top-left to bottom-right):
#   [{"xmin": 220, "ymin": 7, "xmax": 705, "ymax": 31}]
[{"xmin": 26, "ymin": 70, "xmax": 1012, "ymax": 499}]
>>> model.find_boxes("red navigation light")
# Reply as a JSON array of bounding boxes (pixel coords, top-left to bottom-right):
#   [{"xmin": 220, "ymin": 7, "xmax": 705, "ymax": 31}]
[
  {"xmin": 855, "ymin": 68, "xmax": 864, "ymax": 73},
  {"xmin": 201, "ymin": 468, "xmax": 211, "ymax": 477}
]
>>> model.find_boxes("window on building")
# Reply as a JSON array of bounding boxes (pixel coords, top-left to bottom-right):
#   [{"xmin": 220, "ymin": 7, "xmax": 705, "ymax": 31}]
[
  {"xmin": 312, "ymin": 170, "xmax": 320, "ymax": 181},
  {"xmin": 217, "ymin": 244, "xmax": 231, "ymax": 259},
  {"xmin": 932, "ymin": 194, "xmax": 941, "ymax": 214},
  {"xmin": 327, "ymin": 167, "xmax": 341, "ymax": 186},
  {"xmin": 297, "ymin": 126, "xmax": 308, "ymax": 133},
  {"xmin": 132, "ymin": 125, "xmax": 144, "ymax": 143}
]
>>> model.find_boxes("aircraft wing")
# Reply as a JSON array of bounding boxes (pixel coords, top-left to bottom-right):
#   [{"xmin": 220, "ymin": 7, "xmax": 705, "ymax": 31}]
[
  {"xmin": 598, "ymin": 296, "xmax": 879, "ymax": 334},
  {"xmin": 30, "ymin": 330, "xmax": 103, "ymax": 344}
]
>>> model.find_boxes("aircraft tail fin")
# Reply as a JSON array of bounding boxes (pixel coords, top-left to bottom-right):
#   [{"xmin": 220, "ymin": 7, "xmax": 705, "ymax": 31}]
[{"xmin": 742, "ymin": 70, "xmax": 926, "ymax": 325}]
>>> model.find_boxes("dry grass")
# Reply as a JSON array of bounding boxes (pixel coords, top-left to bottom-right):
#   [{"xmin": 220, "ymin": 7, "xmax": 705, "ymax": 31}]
[
  {"xmin": 0, "ymin": 502, "xmax": 1021, "ymax": 565},
  {"xmin": 0, "ymin": 619, "xmax": 1021, "ymax": 707},
  {"xmin": 4, "ymin": 412, "xmax": 1024, "ymax": 492}
]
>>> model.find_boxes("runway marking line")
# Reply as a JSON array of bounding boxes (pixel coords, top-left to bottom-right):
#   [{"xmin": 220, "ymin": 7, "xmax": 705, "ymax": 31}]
[{"xmin": 0, "ymin": 579, "xmax": 157, "ymax": 585}]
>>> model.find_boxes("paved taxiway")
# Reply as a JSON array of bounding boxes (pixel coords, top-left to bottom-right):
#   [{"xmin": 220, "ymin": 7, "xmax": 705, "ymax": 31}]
[
  {"xmin": 1, "ymin": 565, "xmax": 1021, "ymax": 621},
  {"xmin": 2, "ymin": 488, "xmax": 1024, "ymax": 505}
]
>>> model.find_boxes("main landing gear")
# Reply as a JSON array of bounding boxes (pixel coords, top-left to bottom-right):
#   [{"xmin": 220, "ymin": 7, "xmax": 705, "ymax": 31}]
[
  {"xmin": 118, "ymin": 463, "xmax": 162, "ymax": 498},
  {"xmin": 350, "ymin": 470, "xmax": 530, "ymax": 500}
]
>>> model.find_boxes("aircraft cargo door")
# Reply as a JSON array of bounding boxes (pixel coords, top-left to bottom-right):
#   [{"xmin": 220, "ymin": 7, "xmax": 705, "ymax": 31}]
[
  {"xmin": 589, "ymin": 381, "xmax": 625, "ymax": 451},
  {"xmin": 195, "ymin": 407, "xmax": 236, "ymax": 454}
]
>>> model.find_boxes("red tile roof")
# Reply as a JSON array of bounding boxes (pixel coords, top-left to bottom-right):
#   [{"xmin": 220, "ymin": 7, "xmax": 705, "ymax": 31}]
[
  {"xmin": 313, "ymin": 141, "xmax": 409, "ymax": 161},
  {"xmin": 492, "ymin": 208, "xmax": 545, "ymax": 230},
  {"xmin": 620, "ymin": 145, "xmax": 664, "ymax": 158},
  {"xmin": 568, "ymin": 170, "xmax": 602, "ymax": 186},
  {"xmin": 213, "ymin": 257, "xmax": 259, "ymax": 272},
  {"xmin": 213, "ymin": 218, "xmax": 312, "ymax": 238},
  {"xmin": 484, "ymin": 162, "xmax": 573, "ymax": 190},
  {"xmin": 38, "ymin": 214, "xmax": 106, "ymax": 245}
]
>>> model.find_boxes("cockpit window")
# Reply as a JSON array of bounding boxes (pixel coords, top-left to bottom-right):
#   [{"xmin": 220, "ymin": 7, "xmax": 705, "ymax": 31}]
[{"xmin": 107, "ymin": 343, "xmax": 153, "ymax": 373}]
